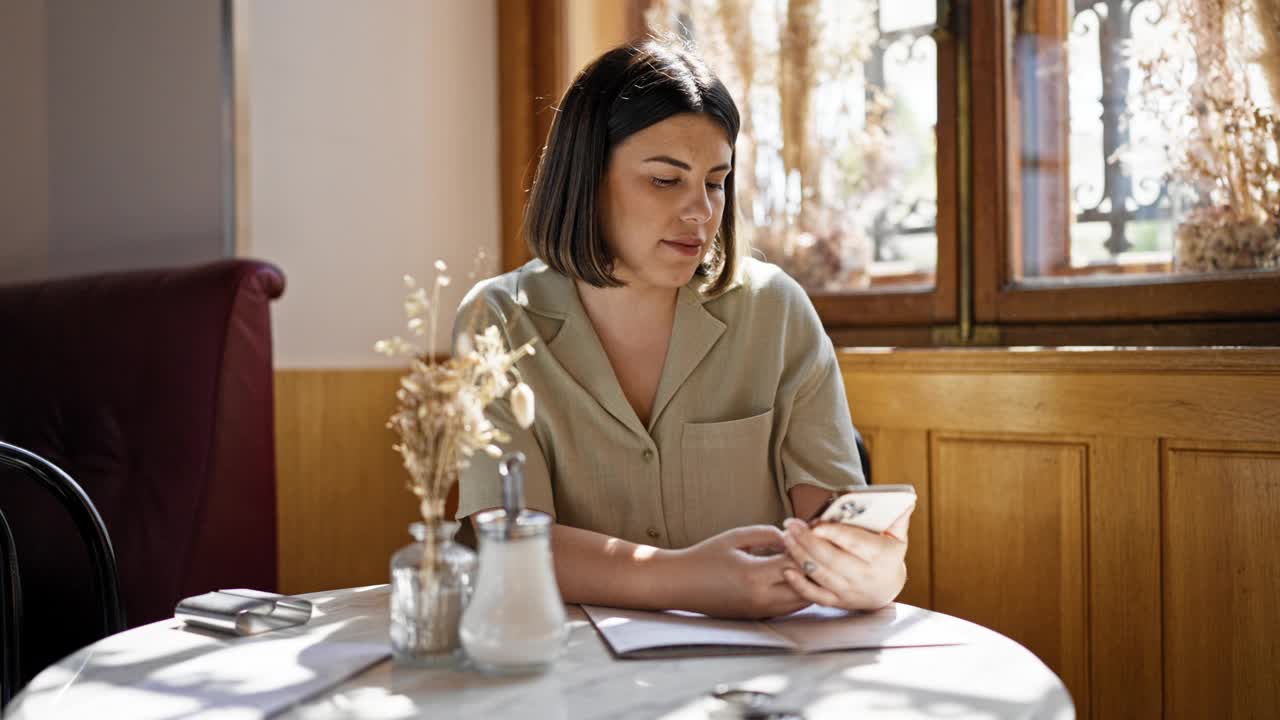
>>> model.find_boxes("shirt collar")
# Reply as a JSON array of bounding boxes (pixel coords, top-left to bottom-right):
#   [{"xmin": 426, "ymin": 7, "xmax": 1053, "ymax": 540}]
[{"xmin": 513, "ymin": 258, "xmax": 739, "ymax": 434}]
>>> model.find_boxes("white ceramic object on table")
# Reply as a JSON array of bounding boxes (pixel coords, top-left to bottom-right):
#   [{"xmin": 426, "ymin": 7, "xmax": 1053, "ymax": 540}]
[{"xmin": 459, "ymin": 452, "xmax": 568, "ymax": 673}]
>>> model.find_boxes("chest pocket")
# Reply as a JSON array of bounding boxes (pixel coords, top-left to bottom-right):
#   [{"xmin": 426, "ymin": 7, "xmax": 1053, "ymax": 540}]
[{"xmin": 680, "ymin": 408, "xmax": 779, "ymax": 543}]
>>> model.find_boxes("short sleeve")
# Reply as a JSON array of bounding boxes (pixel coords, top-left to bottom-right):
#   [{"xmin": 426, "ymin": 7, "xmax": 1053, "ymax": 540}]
[
  {"xmin": 451, "ymin": 284, "xmax": 556, "ymax": 520},
  {"xmin": 776, "ymin": 287, "xmax": 866, "ymax": 497}
]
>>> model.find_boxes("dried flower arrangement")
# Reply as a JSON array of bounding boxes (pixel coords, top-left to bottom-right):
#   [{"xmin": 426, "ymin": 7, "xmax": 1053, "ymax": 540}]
[
  {"xmin": 1136, "ymin": 0, "xmax": 1280, "ymax": 271},
  {"xmin": 375, "ymin": 260, "xmax": 537, "ymax": 570}
]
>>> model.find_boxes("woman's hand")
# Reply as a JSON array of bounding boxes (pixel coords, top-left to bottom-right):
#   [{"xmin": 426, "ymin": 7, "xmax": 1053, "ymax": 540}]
[
  {"xmin": 667, "ymin": 525, "xmax": 811, "ymax": 620},
  {"xmin": 778, "ymin": 510, "xmax": 911, "ymax": 611}
]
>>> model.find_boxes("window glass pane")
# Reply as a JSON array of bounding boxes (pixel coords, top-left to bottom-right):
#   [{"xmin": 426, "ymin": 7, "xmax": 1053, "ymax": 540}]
[
  {"xmin": 1014, "ymin": 0, "xmax": 1280, "ymax": 285},
  {"xmin": 646, "ymin": 0, "xmax": 938, "ymax": 293}
]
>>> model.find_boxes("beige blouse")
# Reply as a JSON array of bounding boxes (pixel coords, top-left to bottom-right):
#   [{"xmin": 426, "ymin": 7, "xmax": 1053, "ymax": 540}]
[{"xmin": 452, "ymin": 257, "xmax": 865, "ymax": 549}]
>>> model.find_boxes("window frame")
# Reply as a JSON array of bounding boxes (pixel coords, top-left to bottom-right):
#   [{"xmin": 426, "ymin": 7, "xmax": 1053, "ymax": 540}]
[
  {"xmin": 812, "ymin": 2, "xmax": 959, "ymax": 330},
  {"xmin": 977, "ymin": 0, "xmax": 1280, "ymax": 327},
  {"xmin": 502, "ymin": 0, "xmax": 1280, "ymax": 346}
]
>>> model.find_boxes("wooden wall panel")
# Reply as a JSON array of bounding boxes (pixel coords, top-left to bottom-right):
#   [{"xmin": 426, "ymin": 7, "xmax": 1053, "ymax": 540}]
[
  {"xmin": 1163, "ymin": 440, "xmax": 1280, "ymax": 718},
  {"xmin": 1089, "ymin": 436, "xmax": 1162, "ymax": 718},
  {"xmin": 841, "ymin": 369, "xmax": 1280, "ymax": 443},
  {"xmin": 275, "ymin": 369, "xmax": 420, "ymax": 595},
  {"xmin": 841, "ymin": 348, "xmax": 1280, "ymax": 720},
  {"xmin": 931, "ymin": 433, "xmax": 1090, "ymax": 717},
  {"xmin": 859, "ymin": 427, "xmax": 932, "ymax": 609}
]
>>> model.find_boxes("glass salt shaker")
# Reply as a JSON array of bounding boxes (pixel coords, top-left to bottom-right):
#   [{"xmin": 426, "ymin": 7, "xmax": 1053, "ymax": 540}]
[{"xmin": 459, "ymin": 452, "xmax": 568, "ymax": 674}]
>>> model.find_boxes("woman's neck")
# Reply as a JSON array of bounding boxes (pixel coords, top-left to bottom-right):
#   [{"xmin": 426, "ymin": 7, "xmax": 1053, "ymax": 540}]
[
  {"xmin": 574, "ymin": 279, "xmax": 680, "ymax": 426},
  {"xmin": 575, "ymin": 280, "xmax": 679, "ymax": 333}
]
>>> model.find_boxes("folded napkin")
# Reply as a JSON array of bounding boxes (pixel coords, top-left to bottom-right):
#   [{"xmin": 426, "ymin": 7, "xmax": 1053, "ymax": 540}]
[{"xmin": 176, "ymin": 589, "xmax": 315, "ymax": 636}]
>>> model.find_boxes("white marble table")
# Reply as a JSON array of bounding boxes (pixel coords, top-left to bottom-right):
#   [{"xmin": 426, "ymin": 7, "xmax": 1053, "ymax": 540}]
[{"xmin": 6, "ymin": 586, "xmax": 1073, "ymax": 719}]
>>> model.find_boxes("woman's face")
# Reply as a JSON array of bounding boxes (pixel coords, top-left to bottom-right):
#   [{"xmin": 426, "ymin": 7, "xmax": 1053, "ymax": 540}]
[{"xmin": 598, "ymin": 113, "xmax": 733, "ymax": 292}]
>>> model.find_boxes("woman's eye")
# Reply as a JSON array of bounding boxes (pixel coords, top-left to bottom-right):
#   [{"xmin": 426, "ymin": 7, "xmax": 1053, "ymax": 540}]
[
  {"xmin": 706, "ymin": 181, "xmax": 725, "ymax": 191},
  {"xmin": 651, "ymin": 177, "xmax": 679, "ymax": 188}
]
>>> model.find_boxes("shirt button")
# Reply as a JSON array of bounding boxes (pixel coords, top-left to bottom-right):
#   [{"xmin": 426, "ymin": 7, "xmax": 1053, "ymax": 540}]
[
  {"xmin": 642, "ymin": 448, "xmax": 655, "ymax": 463},
  {"xmin": 646, "ymin": 527, "xmax": 661, "ymax": 539}
]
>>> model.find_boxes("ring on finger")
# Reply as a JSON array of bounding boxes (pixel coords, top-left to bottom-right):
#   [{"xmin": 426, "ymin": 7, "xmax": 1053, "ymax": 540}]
[{"xmin": 802, "ymin": 559, "xmax": 818, "ymax": 577}]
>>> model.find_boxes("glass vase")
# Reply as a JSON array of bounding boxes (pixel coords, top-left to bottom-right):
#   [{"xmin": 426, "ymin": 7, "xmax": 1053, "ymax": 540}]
[{"xmin": 390, "ymin": 520, "xmax": 476, "ymax": 667}]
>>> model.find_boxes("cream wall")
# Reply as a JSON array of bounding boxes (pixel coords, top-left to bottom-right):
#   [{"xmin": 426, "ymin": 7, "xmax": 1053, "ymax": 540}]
[
  {"xmin": 245, "ymin": 0, "xmax": 500, "ymax": 368},
  {"xmin": 1, "ymin": 0, "xmax": 228, "ymax": 285},
  {"xmin": 0, "ymin": 0, "xmax": 49, "ymax": 284},
  {"xmin": 45, "ymin": 0, "xmax": 229, "ymax": 277}
]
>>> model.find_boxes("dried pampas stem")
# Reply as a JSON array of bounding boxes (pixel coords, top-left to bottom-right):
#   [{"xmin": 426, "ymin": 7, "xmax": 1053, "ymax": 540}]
[
  {"xmin": 779, "ymin": 0, "xmax": 819, "ymax": 223},
  {"xmin": 376, "ymin": 264, "xmax": 537, "ymax": 579}
]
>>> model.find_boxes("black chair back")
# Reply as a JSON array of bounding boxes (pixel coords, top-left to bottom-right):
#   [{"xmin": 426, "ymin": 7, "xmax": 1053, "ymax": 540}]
[
  {"xmin": 1, "ymin": 504, "xmax": 21, "ymax": 708},
  {"xmin": 0, "ymin": 441, "xmax": 125, "ymax": 707},
  {"xmin": 854, "ymin": 428, "xmax": 872, "ymax": 485}
]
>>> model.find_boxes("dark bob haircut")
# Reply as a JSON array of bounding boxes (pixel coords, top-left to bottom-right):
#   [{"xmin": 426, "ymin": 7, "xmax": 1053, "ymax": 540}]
[{"xmin": 523, "ymin": 40, "xmax": 742, "ymax": 296}]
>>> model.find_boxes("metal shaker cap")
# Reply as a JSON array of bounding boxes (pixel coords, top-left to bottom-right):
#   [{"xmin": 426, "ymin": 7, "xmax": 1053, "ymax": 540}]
[
  {"xmin": 473, "ymin": 507, "xmax": 553, "ymax": 540},
  {"xmin": 472, "ymin": 451, "xmax": 553, "ymax": 540}
]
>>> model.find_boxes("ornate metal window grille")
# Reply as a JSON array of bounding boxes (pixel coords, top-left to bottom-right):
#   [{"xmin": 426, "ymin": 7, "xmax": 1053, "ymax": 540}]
[
  {"xmin": 1070, "ymin": 0, "xmax": 1174, "ymax": 258},
  {"xmin": 865, "ymin": 7, "xmax": 939, "ymax": 264}
]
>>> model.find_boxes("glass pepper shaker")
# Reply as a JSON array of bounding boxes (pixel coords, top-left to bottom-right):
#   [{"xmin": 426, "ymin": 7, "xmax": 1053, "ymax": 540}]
[{"xmin": 459, "ymin": 451, "xmax": 568, "ymax": 674}]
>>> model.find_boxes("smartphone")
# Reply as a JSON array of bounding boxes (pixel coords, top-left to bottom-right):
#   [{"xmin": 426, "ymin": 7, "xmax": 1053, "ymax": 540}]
[{"xmin": 808, "ymin": 484, "xmax": 917, "ymax": 534}]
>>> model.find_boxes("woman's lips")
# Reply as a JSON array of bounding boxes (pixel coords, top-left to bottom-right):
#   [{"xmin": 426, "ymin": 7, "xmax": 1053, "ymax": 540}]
[{"xmin": 661, "ymin": 239, "xmax": 703, "ymax": 257}]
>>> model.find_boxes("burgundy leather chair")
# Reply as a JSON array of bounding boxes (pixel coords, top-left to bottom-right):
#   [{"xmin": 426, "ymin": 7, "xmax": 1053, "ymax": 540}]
[{"xmin": 0, "ymin": 259, "xmax": 284, "ymax": 689}]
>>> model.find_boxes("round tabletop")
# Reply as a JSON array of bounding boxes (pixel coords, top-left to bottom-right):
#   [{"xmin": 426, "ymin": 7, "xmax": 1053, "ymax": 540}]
[{"xmin": 6, "ymin": 586, "xmax": 1073, "ymax": 719}]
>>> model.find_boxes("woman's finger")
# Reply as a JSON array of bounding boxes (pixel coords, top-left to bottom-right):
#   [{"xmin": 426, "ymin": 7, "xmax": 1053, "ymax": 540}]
[
  {"xmin": 728, "ymin": 524, "xmax": 787, "ymax": 552},
  {"xmin": 754, "ymin": 552, "xmax": 801, "ymax": 577},
  {"xmin": 781, "ymin": 521, "xmax": 853, "ymax": 592},
  {"xmin": 782, "ymin": 568, "xmax": 841, "ymax": 608},
  {"xmin": 782, "ymin": 519, "xmax": 846, "ymax": 566},
  {"xmin": 811, "ymin": 522, "xmax": 898, "ymax": 564},
  {"xmin": 884, "ymin": 508, "xmax": 912, "ymax": 543}
]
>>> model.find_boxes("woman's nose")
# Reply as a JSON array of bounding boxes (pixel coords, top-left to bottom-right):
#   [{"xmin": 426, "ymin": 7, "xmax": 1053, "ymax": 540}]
[{"xmin": 681, "ymin": 186, "xmax": 713, "ymax": 224}]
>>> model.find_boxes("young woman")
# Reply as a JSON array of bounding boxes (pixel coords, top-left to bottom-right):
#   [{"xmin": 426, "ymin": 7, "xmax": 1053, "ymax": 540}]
[{"xmin": 454, "ymin": 40, "xmax": 910, "ymax": 619}]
